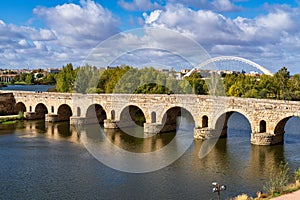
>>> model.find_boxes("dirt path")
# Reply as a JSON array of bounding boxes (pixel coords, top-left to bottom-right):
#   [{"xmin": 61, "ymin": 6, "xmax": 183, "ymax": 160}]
[{"xmin": 271, "ymin": 190, "xmax": 300, "ymax": 200}]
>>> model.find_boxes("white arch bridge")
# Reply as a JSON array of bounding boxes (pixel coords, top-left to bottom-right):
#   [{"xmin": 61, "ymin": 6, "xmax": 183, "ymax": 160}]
[
  {"xmin": 184, "ymin": 56, "xmax": 274, "ymax": 77},
  {"xmin": 4, "ymin": 91, "xmax": 300, "ymax": 145}
]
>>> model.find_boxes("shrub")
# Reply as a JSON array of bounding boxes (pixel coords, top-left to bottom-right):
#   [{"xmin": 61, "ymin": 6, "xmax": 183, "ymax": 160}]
[
  {"xmin": 263, "ymin": 162, "xmax": 290, "ymax": 196},
  {"xmin": 231, "ymin": 194, "xmax": 253, "ymax": 200},
  {"xmin": 294, "ymin": 167, "xmax": 300, "ymax": 182},
  {"xmin": 18, "ymin": 111, "xmax": 24, "ymax": 119}
]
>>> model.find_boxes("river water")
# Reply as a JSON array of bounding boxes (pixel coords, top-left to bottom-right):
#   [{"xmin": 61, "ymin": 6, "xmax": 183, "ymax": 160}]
[
  {"xmin": 1, "ymin": 84, "xmax": 53, "ymax": 92},
  {"xmin": 0, "ymin": 85, "xmax": 300, "ymax": 199},
  {"xmin": 0, "ymin": 116, "xmax": 300, "ymax": 200}
]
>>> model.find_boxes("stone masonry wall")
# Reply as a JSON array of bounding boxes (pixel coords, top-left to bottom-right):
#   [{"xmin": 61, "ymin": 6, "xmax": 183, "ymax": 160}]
[{"xmin": 0, "ymin": 93, "xmax": 16, "ymax": 115}]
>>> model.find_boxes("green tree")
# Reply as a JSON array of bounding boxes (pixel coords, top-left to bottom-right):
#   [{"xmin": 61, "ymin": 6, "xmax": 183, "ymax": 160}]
[
  {"xmin": 184, "ymin": 72, "xmax": 208, "ymax": 95},
  {"xmin": 75, "ymin": 65, "xmax": 100, "ymax": 93},
  {"xmin": 288, "ymin": 74, "xmax": 300, "ymax": 100},
  {"xmin": 25, "ymin": 73, "xmax": 34, "ymax": 85},
  {"xmin": 36, "ymin": 73, "xmax": 43, "ymax": 79},
  {"xmin": 19, "ymin": 73, "xmax": 27, "ymax": 82},
  {"xmin": 223, "ymin": 74, "xmax": 238, "ymax": 93},
  {"xmin": 42, "ymin": 73, "xmax": 56, "ymax": 85},
  {"xmin": 275, "ymin": 67, "xmax": 290, "ymax": 100},
  {"xmin": 257, "ymin": 75, "xmax": 275, "ymax": 98},
  {"xmin": 97, "ymin": 66, "xmax": 131, "ymax": 93},
  {"xmin": 294, "ymin": 167, "xmax": 300, "ymax": 182},
  {"xmin": 56, "ymin": 63, "xmax": 76, "ymax": 92},
  {"xmin": 264, "ymin": 162, "xmax": 290, "ymax": 195}
]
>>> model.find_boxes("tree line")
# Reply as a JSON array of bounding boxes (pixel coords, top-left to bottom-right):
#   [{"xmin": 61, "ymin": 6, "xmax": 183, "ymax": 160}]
[
  {"xmin": 54, "ymin": 63, "xmax": 300, "ymax": 101},
  {"xmin": 55, "ymin": 63, "xmax": 208, "ymax": 94},
  {"xmin": 1, "ymin": 70, "xmax": 56, "ymax": 85},
  {"xmin": 223, "ymin": 67, "xmax": 300, "ymax": 100}
]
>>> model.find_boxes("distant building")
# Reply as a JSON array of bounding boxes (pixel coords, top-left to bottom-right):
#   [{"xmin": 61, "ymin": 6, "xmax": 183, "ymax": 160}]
[
  {"xmin": 180, "ymin": 69, "xmax": 191, "ymax": 74},
  {"xmin": 247, "ymin": 71, "xmax": 261, "ymax": 77},
  {"xmin": 106, "ymin": 66, "xmax": 118, "ymax": 70},
  {"xmin": 0, "ymin": 74, "xmax": 18, "ymax": 82},
  {"xmin": 47, "ymin": 68, "xmax": 60, "ymax": 74},
  {"xmin": 159, "ymin": 69, "xmax": 170, "ymax": 76},
  {"xmin": 174, "ymin": 72, "xmax": 184, "ymax": 80},
  {"xmin": 20, "ymin": 69, "xmax": 32, "ymax": 74}
]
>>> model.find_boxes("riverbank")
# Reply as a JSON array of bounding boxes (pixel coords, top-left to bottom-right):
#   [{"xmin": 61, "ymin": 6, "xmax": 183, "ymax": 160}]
[
  {"xmin": 0, "ymin": 115, "xmax": 22, "ymax": 124},
  {"xmin": 269, "ymin": 181, "xmax": 300, "ymax": 200},
  {"xmin": 231, "ymin": 188, "xmax": 300, "ymax": 200}
]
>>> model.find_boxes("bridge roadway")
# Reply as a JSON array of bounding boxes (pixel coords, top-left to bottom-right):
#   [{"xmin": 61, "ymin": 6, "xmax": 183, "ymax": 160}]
[{"xmin": 5, "ymin": 90, "xmax": 300, "ymax": 145}]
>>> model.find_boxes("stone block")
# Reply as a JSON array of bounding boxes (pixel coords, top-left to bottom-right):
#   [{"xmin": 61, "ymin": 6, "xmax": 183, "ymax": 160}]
[
  {"xmin": 144, "ymin": 123, "xmax": 162, "ymax": 134},
  {"xmin": 250, "ymin": 132, "xmax": 284, "ymax": 145},
  {"xmin": 45, "ymin": 114, "xmax": 59, "ymax": 122},
  {"xmin": 104, "ymin": 119, "xmax": 118, "ymax": 129}
]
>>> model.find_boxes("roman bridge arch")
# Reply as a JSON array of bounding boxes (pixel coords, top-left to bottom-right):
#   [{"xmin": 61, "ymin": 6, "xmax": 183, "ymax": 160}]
[
  {"xmin": 210, "ymin": 108, "xmax": 255, "ymax": 137},
  {"xmin": 6, "ymin": 91, "xmax": 300, "ymax": 145},
  {"xmin": 10, "ymin": 91, "xmax": 75, "ymax": 122}
]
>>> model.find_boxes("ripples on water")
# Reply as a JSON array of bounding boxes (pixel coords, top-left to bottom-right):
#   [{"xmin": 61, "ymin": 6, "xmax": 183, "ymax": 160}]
[{"xmin": 0, "ymin": 115, "xmax": 299, "ymax": 199}]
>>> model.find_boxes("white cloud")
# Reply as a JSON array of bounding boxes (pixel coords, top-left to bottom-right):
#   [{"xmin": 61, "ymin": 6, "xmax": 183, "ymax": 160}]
[
  {"xmin": 212, "ymin": 0, "xmax": 239, "ymax": 12},
  {"xmin": 143, "ymin": 4, "xmax": 300, "ymax": 73},
  {"xmin": 118, "ymin": 0, "xmax": 161, "ymax": 11},
  {"xmin": 34, "ymin": 0, "xmax": 119, "ymax": 49},
  {"xmin": 143, "ymin": 10, "xmax": 162, "ymax": 24},
  {"xmin": 1, "ymin": 0, "xmax": 300, "ymax": 74},
  {"xmin": 168, "ymin": 0, "xmax": 240, "ymax": 12},
  {"xmin": 0, "ymin": 0, "xmax": 120, "ymax": 69},
  {"xmin": 84, "ymin": 28, "xmax": 211, "ymax": 70},
  {"xmin": 18, "ymin": 39, "xmax": 30, "ymax": 47}
]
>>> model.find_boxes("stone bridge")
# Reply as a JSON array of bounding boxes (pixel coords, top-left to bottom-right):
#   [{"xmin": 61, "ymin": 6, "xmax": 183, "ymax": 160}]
[{"xmin": 4, "ymin": 90, "xmax": 300, "ymax": 145}]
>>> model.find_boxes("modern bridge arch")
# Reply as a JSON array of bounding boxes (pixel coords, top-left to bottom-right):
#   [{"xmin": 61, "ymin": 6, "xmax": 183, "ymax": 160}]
[
  {"xmin": 118, "ymin": 105, "xmax": 146, "ymax": 127},
  {"xmin": 35, "ymin": 103, "xmax": 48, "ymax": 119},
  {"xmin": 184, "ymin": 56, "xmax": 273, "ymax": 77},
  {"xmin": 160, "ymin": 106, "xmax": 195, "ymax": 133},
  {"xmin": 86, "ymin": 104, "xmax": 107, "ymax": 123},
  {"xmin": 15, "ymin": 102, "xmax": 26, "ymax": 113},
  {"xmin": 57, "ymin": 104, "xmax": 73, "ymax": 121},
  {"xmin": 213, "ymin": 110, "xmax": 252, "ymax": 138}
]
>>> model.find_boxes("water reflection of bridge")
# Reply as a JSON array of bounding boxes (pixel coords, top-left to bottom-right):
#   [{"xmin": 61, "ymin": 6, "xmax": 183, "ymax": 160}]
[{"xmin": 21, "ymin": 120, "xmax": 79, "ymax": 143}]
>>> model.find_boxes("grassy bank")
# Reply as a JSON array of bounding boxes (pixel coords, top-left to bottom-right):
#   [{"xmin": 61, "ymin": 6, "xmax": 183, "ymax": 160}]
[
  {"xmin": 231, "ymin": 165, "xmax": 300, "ymax": 200},
  {"xmin": 231, "ymin": 182, "xmax": 300, "ymax": 199},
  {"xmin": 0, "ymin": 112, "xmax": 24, "ymax": 124}
]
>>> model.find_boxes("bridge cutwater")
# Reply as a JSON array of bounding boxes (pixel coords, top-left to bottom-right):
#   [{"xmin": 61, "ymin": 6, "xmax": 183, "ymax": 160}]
[{"xmin": 2, "ymin": 90, "xmax": 299, "ymax": 146}]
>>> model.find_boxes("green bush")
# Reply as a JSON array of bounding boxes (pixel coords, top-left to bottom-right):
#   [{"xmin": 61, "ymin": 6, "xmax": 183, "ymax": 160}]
[
  {"xmin": 294, "ymin": 167, "xmax": 300, "ymax": 182},
  {"xmin": 18, "ymin": 111, "xmax": 24, "ymax": 119},
  {"xmin": 263, "ymin": 162, "xmax": 290, "ymax": 195}
]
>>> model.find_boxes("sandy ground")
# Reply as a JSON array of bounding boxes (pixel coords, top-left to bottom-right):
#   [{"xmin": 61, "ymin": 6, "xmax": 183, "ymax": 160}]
[{"xmin": 271, "ymin": 190, "xmax": 300, "ymax": 200}]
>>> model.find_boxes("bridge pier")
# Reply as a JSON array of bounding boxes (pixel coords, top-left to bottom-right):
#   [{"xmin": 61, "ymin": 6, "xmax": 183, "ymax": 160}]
[
  {"xmin": 194, "ymin": 127, "xmax": 228, "ymax": 140},
  {"xmin": 104, "ymin": 119, "xmax": 118, "ymax": 129},
  {"xmin": 194, "ymin": 128, "xmax": 215, "ymax": 140},
  {"xmin": 45, "ymin": 114, "xmax": 59, "ymax": 122},
  {"xmin": 24, "ymin": 112, "xmax": 38, "ymax": 120},
  {"xmin": 70, "ymin": 117, "xmax": 88, "ymax": 125},
  {"xmin": 144, "ymin": 123, "xmax": 163, "ymax": 134},
  {"xmin": 251, "ymin": 132, "xmax": 284, "ymax": 145}
]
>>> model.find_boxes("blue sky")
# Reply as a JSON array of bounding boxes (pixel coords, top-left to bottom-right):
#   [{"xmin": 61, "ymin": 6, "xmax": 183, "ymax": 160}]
[{"xmin": 1, "ymin": 0, "xmax": 300, "ymax": 73}]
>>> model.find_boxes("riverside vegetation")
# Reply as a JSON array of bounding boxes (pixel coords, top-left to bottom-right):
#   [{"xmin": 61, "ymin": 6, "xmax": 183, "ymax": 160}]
[
  {"xmin": 54, "ymin": 63, "xmax": 300, "ymax": 101},
  {"xmin": 4, "ymin": 63, "xmax": 299, "ymax": 100},
  {"xmin": 231, "ymin": 164, "xmax": 300, "ymax": 200},
  {"xmin": 0, "ymin": 111, "xmax": 24, "ymax": 124}
]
